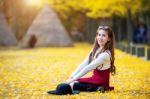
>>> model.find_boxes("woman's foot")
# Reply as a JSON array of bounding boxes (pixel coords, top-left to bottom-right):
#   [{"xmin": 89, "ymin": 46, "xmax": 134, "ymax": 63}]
[{"xmin": 96, "ymin": 86, "xmax": 105, "ymax": 93}]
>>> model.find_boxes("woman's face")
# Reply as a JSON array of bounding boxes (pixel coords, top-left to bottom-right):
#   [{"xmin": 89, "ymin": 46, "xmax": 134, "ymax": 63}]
[{"xmin": 96, "ymin": 29, "xmax": 110, "ymax": 47}]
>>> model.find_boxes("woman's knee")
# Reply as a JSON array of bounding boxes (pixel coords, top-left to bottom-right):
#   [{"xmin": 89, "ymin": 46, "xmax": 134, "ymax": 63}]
[{"xmin": 73, "ymin": 82, "xmax": 99, "ymax": 92}]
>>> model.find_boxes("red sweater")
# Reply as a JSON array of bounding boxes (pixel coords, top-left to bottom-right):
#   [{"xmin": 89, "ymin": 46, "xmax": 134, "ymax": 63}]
[{"xmin": 77, "ymin": 68, "xmax": 114, "ymax": 90}]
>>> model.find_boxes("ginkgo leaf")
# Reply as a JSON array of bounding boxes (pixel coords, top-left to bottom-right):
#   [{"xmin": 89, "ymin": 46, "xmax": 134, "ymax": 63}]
[{"xmin": 0, "ymin": 43, "xmax": 149, "ymax": 98}]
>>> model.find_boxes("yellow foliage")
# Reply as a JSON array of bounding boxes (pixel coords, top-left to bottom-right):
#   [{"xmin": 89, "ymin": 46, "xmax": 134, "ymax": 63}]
[
  {"xmin": 84, "ymin": 0, "xmax": 141, "ymax": 18},
  {"xmin": 0, "ymin": 43, "xmax": 149, "ymax": 98},
  {"xmin": 22, "ymin": 0, "xmax": 142, "ymax": 19}
]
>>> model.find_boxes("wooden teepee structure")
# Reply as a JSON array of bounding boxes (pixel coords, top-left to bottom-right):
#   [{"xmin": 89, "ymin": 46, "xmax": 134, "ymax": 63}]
[
  {"xmin": 0, "ymin": 12, "xmax": 17, "ymax": 46},
  {"xmin": 20, "ymin": 5, "xmax": 73, "ymax": 48}
]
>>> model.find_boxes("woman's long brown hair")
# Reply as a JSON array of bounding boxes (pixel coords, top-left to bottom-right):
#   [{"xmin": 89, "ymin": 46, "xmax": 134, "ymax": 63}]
[{"xmin": 89, "ymin": 26, "xmax": 116, "ymax": 75}]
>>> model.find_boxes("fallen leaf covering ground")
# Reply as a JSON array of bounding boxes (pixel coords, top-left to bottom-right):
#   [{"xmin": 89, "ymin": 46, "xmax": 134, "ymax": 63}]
[{"xmin": 0, "ymin": 43, "xmax": 150, "ymax": 98}]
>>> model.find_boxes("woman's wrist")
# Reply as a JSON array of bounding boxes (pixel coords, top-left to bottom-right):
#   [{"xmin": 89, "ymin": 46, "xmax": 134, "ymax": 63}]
[
  {"xmin": 70, "ymin": 77, "xmax": 76, "ymax": 82},
  {"xmin": 71, "ymin": 77, "xmax": 76, "ymax": 81},
  {"xmin": 69, "ymin": 76, "xmax": 74, "ymax": 79},
  {"xmin": 66, "ymin": 77, "xmax": 75, "ymax": 84}
]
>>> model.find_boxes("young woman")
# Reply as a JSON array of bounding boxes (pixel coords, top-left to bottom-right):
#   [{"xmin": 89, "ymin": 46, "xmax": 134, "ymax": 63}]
[
  {"xmin": 66, "ymin": 25, "xmax": 116, "ymax": 92},
  {"xmin": 48, "ymin": 26, "xmax": 116, "ymax": 95}
]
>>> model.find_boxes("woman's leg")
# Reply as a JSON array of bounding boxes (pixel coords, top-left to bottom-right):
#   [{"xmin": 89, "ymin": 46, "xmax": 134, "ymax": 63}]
[{"xmin": 73, "ymin": 82, "xmax": 99, "ymax": 92}]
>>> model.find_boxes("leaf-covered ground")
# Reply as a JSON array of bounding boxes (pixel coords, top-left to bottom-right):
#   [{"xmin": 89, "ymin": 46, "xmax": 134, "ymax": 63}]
[{"xmin": 0, "ymin": 43, "xmax": 150, "ymax": 98}]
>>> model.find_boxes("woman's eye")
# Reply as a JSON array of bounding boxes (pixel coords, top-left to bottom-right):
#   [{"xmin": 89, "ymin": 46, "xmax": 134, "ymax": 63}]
[
  {"xmin": 98, "ymin": 33, "xmax": 106, "ymax": 37},
  {"xmin": 98, "ymin": 34, "xmax": 101, "ymax": 36},
  {"xmin": 102, "ymin": 34, "xmax": 106, "ymax": 37}
]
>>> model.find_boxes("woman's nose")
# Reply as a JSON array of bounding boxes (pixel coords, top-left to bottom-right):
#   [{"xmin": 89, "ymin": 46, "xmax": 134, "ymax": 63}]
[{"xmin": 98, "ymin": 35, "xmax": 102, "ymax": 39}]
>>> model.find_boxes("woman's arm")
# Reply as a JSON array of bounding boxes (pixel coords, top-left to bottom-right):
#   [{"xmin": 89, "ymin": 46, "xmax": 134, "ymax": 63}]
[
  {"xmin": 70, "ymin": 52, "xmax": 90, "ymax": 78},
  {"xmin": 71, "ymin": 52, "xmax": 109, "ymax": 81}
]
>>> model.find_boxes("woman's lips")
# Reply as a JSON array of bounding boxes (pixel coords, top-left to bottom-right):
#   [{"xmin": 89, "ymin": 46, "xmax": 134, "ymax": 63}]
[{"xmin": 98, "ymin": 40, "xmax": 103, "ymax": 43}]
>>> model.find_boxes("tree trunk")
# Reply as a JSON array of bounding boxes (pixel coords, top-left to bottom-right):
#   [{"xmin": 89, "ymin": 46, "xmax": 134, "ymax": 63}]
[
  {"xmin": 146, "ymin": 15, "xmax": 150, "ymax": 45},
  {"xmin": 117, "ymin": 18, "xmax": 122, "ymax": 42},
  {"xmin": 86, "ymin": 17, "xmax": 98, "ymax": 43},
  {"xmin": 126, "ymin": 8, "xmax": 133, "ymax": 44},
  {"xmin": 112, "ymin": 16, "xmax": 122, "ymax": 42}
]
